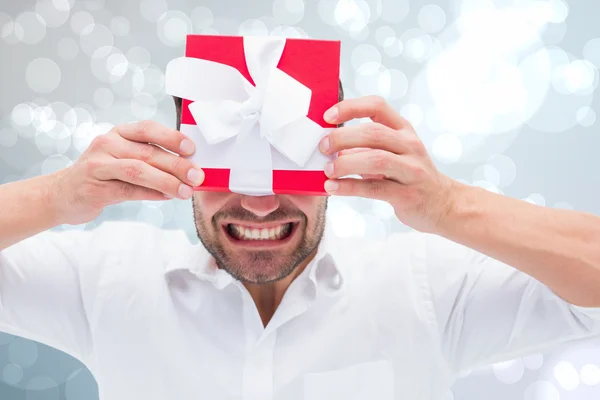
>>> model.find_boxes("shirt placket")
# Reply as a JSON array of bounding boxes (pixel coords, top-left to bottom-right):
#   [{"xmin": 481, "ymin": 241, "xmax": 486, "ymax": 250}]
[
  {"xmin": 238, "ymin": 282, "xmax": 276, "ymax": 400},
  {"xmin": 242, "ymin": 331, "xmax": 276, "ymax": 400}
]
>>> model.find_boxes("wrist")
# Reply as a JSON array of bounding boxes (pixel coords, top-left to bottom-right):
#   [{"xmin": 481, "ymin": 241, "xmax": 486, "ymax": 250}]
[
  {"xmin": 43, "ymin": 170, "xmax": 70, "ymax": 226},
  {"xmin": 432, "ymin": 179, "xmax": 475, "ymax": 237}
]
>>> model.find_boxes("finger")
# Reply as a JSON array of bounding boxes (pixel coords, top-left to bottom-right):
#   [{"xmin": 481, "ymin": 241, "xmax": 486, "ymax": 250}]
[
  {"xmin": 360, "ymin": 174, "xmax": 386, "ymax": 180},
  {"xmin": 323, "ymin": 177, "xmax": 397, "ymax": 201},
  {"xmin": 338, "ymin": 148, "xmax": 371, "ymax": 156},
  {"xmin": 108, "ymin": 136, "xmax": 205, "ymax": 187},
  {"xmin": 323, "ymin": 96, "xmax": 410, "ymax": 130},
  {"xmin": 95, "ymin": 159, "xmax": 194, "ymax": 199},
  {"xmin": 115, "ymin": 120, "xmax": 196, "ymax": 156},
  {"xmin": 105, "ymin": 181, "xmax": 173, "ymax": 203},
  {"xmin": 325, "ymin": 150, "xmax": 420, "ymax": 183},
  {"xmin": 320, "ymin": 123, "xmax": 413, "ymax": 155}
]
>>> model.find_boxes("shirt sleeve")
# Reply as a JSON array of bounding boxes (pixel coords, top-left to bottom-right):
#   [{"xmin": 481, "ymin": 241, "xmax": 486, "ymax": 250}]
[
  {"xmin": 0, "ymin": 228, "xmax": 95, "ymax": 363},
  {"xmin": 420, "ymin": 233, "xmax": 600, "ymax": 375}
]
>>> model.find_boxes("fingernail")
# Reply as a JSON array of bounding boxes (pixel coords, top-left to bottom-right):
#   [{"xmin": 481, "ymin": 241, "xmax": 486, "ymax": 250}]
[
  {"xmin": 324, "ymin": 107, "xmax": 338, "ymax": 123},
  {"xmin": 324, "ymin": 180, "xmax": 338, "ymax": 194},
  {"xmin": 164, "ymin": 193, "xmax": 173, "ymax": 199},
  {"xmin": 180, "ymin": 139, "xmax": 195, "ymax": 155},
  {"xmin": 320, "ymin": 136, "xmax": 330, "ymax": 153},
  {"xmin": 324, "ymin": 162, "xmax": 334, "ymax": 177},
  {"xmin": 187, "ymin": 168, "xmax": 204, "ymax": 186},
  {"xmin": 178, "ymin": 184, "xmax": 194, "ymax": 199}
]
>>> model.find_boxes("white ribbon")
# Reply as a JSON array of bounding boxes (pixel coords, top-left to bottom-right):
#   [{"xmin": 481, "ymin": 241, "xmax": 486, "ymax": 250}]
[{"xmin": 165, "ymin": 36, "xmax": 331, "ymax": 196}]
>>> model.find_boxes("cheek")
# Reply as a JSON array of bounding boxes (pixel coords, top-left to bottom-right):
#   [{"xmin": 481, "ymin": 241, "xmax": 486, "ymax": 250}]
[
  {"xmin": 287, "ymin": 195, "xmax": 327, "ymax": 227},
  {"xmin": 192, "ymin": 192, "xmax": 231, "ymax": 229}
]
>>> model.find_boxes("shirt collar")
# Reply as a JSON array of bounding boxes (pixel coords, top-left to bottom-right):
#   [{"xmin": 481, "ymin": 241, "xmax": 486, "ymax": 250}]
[{"xmin": 164, "ymin": 223, "xmax": 345, "ymax": 296}]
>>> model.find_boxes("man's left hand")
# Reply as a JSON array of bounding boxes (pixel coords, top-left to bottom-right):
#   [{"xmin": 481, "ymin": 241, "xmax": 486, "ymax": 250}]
[{"xmin": 319, "ymin": 96, "xmax": 456, "ymax": 233}]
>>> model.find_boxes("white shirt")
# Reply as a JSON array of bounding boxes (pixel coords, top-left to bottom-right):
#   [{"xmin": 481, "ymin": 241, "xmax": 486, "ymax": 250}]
[{"xmin": 1, "ymin": 221, "xmax": 599, "ymax": 400}]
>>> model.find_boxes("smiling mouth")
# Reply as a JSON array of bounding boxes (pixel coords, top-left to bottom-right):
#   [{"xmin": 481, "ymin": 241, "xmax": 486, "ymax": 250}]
[{"xmin": 225, "ymin": 222, "xmax": 296, "ymax": 241}]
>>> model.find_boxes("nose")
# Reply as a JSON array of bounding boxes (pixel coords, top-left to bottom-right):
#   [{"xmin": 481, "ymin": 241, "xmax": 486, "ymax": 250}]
[{"xmin": 240, "ymin": 195, "xmax": 280, "ymax": 217}]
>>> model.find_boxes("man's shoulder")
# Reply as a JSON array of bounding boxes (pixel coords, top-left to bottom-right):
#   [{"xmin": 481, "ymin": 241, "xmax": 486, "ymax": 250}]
[
  {"xmin": 326, "ymin": 230, "xmax": 427, "ymax": 280},
  {"xmin": 78, "ymin": 220, "xmax": 194, "ymax": 269},
  {"xmin": 328, "ymin": 229, "xmax": 474, "ymax": 275}
]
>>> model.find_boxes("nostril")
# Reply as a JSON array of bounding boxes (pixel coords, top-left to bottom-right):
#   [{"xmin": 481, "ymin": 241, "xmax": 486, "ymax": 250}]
[{"xmin": 240, "ymin": 195, "xmax": 280, "ymax": 217}]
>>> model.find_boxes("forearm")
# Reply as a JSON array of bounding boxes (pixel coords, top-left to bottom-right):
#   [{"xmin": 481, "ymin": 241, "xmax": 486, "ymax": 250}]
[
  {"xmin": 0, "ymin": 173, "xmax": 64, "ymax": 250},
  {"xmin": 436, "ymin": 180, "xmax": 600, "ymax": 307}
]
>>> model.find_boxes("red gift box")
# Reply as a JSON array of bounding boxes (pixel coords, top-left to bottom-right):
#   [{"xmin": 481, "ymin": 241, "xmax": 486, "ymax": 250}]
[{"xmin": 167, "ymin": 34, "xmax": 341, "ymax": 196}]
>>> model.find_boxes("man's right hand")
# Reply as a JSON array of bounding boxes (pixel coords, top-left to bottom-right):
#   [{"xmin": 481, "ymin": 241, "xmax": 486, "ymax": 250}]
[{"xmin": 49, "ymin": 120, "xmax": 204, "ymax": 225}]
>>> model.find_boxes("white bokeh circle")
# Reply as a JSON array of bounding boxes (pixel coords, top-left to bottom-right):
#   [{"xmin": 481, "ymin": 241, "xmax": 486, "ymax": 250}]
[
  {"xmin": 238, "ymin": 19, "xmax": 269, "ymax": 36},
  {"xmin": 523, "ymin": 354, "xmax": 544, "ymax": 370},
  {"xmin": 41, "ymin": 154, "xmax": 74, "ymax": 175},
  {"xmin": 70, "ymin": 11, "xmax": 94, "ymax": 35},
  {"xmin": 80, "ymin": 24, "xmax": 114, "ymax": 57},
  {"xmin": 273, "ymin": 0, "xmax": 305, "ymax": 25},
  {"xmin": 11, "ymin": 103, "xmax": 34, "ymax": 126},
  {"xmin": 581, "ymin": 364, "xmax": 600, "ymax": 386},
  {"xmin": 327, "ymin": 198, "xmax": 366, "ymax": 238},
  {"xmin": 110, "ymin": 16, "xmax": 130, "ymax": 36},
  {"xmin": 375, "ymin": 26, "xmax": 396, "ymax": 47},
  {"xmin": 132, "ymin": 66, "xmax": 165, "ymax": 96},
  {"xmin": 137, "ymin": 204, "xmax": 165, "ymax": 227},
  {"xmin": 401, "ymin": 104, "xmax": 424, "ymax": 127},
  {"xmin": 493, "ymin": 359, "xmax": 525, "ymax": 384},
  {"xmin": 381, "ymin": 0, "xmax": 410, "ymax": 23},
  {"xmin": 26, "ymin": 376, "xmax": 59, "ymax": 400},
  {"xmin": 35, "ymin": 123, "xmax": 72, "ymax": 156},
  {"xmin": 127, "ymin": 46, "xmax": 152, "ymax": 70},
  {"xmin": 418, "ymin": 4, "xmax": 446, "ymax": 33},
  {"xmin": 191, "ymin": 6, "xmax": 214, "ymax": 32},
  {"xmin": 2, "ymin": 364, "xmax": 23, "ymax": 385},
  {"xmin": 355, "ymin": 62, "xmax": 390, "ymax": 98},
  {"xmin": 140, "ymin": 0, "xmax": 168, "ymax": 22},
  {"xmin": 131, "ymin": 93, "xmax": 158, "ymax": 119},
  {"xmin": 524, "ymin": 381, "xmax": 560, "ymax": 400},
  {"xmin": 14, "ymin": 12, "xmax": 47, "ymax": 45},
  {"xmin": 35, "ymin": 0, "xmax": 71, "ymax": 28},
  {"xmin": 485, "ymin": 155, "xmax": 517, "ymax": 188},
  {"xmin": 576, "ymin": 106, "xmax": 596, "ymax": 127},
  {"xmin": 583, "ymin": 37, "xmax": 600, "ymax": 69},
  {"xmin": 553, "ymin": 360, "xmax": 580, "ymax": 390},
  {"xmin": 26, "ymin": 58, "xmax": 61, "ymax": 94},
  {"xmin": 90, "ymin": 46, "xmax": 127, "ymax": 83},
  {"xmin": 432, "ymin": 133, "xmax": 462, "ymax": 163},
  {"xmin": 351, "ymin": 44, "xmax": 381, "ymax": 71},
  {"xmin": 158, "ymin": 11, "xmax": 192, "ymax": 47},
  {"xmin": 371, "ymin": 200, "xmax": 395, "ymax": 219},
  {"xmin": 0, "ymin": 127, "xmax": 19, "ymax": 148},
  {"xmin": 8, "ymin": 339, "xmax": 38, "ymax": 368}
]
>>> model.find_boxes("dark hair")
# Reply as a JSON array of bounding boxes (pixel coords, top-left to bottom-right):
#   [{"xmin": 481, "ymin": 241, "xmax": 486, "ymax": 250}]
[{"xmin": 173, "ymin": 79, "xmax": 345, "ymax": 130}]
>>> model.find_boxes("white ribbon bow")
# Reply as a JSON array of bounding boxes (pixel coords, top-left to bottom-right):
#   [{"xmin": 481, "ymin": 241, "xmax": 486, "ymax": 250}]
[{"xmin": 165, "ymin": 36, "xmax": 330, "ymax": 196}]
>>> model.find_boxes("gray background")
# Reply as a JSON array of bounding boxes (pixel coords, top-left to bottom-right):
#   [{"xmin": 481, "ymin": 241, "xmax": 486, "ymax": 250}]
[{"xmin": 1, "ymin": 0, "xmax": 600, "ymax": 399}]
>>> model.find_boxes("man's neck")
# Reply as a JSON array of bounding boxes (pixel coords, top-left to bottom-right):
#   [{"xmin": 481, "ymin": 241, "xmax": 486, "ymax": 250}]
[{"xmin": 243, "ymin": 249, "xmax": 318, "ymax": 327}]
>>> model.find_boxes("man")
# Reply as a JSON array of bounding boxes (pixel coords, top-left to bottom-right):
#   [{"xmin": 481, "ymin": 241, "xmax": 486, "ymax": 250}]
[{"xmin": 1, "ymin": 91, "xmax": 599, "ymax": 400}]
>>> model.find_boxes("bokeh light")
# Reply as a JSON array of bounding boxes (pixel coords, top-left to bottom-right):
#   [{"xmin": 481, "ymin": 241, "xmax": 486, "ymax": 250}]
[
  {"xmin": 523, "ymin": 380, "xmax": 560, "ymax": 400},
  {"xmin": 553, "ymin": 360, "xmax": 580, "ymax": 390},
  {"xmin": 273, "ymin": 0, "xmax": 305, "ymax": 25},
  {"xmin": 14, "ymin": 12, "xmax": 47, "ymax": 45},
  {"xmin": 26, "ymin": 58, "xmax": 61, "ymax": 94},
  {"xmin": 158, "ymin": 11, "xmax": 192, "ymax": 47},
  {"xmin": 493, "ymin": 359, "xmax": 525, "ymax": 384},
  {"xmin": 1, "ymin": 1, "xmax": 600, "ymax": 398},
  {"xmin": 70, "ymin": 11, "xmax": 94, "ymax": 35},
  {"xmin": 35, "ymin": 0, "xmax": 71, "ymax": 28}
]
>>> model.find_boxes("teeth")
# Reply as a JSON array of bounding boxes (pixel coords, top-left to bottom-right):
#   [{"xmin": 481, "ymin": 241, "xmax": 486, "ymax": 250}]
[{"xmin": 229, "ymin": 223, "xmax": 292, "ymax": 240}]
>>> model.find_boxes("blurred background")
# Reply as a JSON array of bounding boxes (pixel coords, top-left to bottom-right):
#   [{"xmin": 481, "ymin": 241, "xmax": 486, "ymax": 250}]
[{"xmin": 1, "ymin": 0, "xmax": 600, "ymax": 399}]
